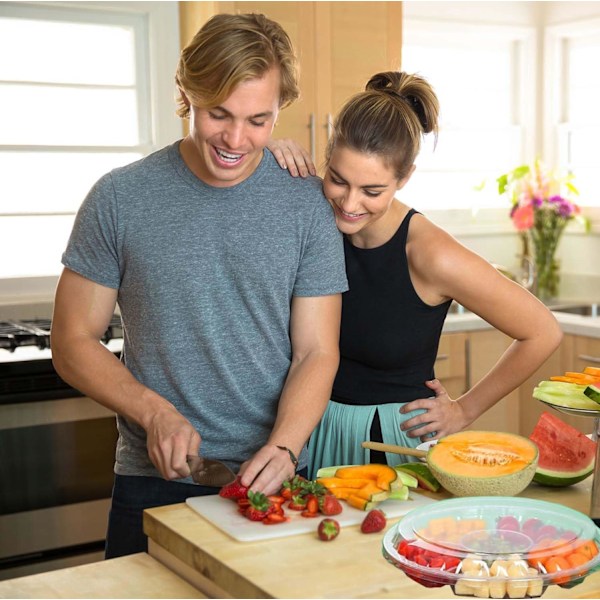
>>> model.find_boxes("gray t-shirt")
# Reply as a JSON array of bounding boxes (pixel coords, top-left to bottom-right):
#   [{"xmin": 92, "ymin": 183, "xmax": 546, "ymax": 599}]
[{"xmin": 62, "ymin": 142, "xmax": 348, "ymax": 478}]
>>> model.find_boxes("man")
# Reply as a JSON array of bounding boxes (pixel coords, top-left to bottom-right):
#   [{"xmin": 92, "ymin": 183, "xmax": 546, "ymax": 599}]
[{"xmin": 51, "ymin": 13, "xmax": 347, "ymax": 558}]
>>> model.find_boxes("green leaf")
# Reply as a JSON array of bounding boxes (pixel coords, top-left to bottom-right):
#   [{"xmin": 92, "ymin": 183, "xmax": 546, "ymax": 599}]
[{"xmin": 496, "ymin": 174, "xmax": 508, "ymax": 195}]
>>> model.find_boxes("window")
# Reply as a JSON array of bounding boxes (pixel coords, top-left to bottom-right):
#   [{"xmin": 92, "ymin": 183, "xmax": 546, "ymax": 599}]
[
  {"xmin": 400, "ymin": 18, "xmax": 536, "ymax": 212},
  {"xmin": 0, "ymin": 1, "xmax": 180, "ymax": 280},
  {"xmin": 545, "ymin": 19, "xmax": 600, "ymax": 207}
]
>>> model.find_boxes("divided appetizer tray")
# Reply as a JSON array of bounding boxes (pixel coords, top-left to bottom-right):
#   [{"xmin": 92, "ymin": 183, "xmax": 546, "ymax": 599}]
[{"xmin": 382, "ymin": 496, "xmax": 600, "ymax": 598}]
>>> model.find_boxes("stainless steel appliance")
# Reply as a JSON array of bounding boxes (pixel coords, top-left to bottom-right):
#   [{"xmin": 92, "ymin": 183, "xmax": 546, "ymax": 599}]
[{"xmin": 0, "ymin": 306, "xmax": 122, "ymax": 579}]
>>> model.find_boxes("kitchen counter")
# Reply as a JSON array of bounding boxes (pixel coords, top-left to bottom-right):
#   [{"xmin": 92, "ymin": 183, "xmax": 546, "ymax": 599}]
[
  {"xmin": 443, "ymin": 308, "xmax": 600, "ymax": 338},
  {"xmin": 0, "ymin": 552, "xmax": 204, "ymax": 599},
  {"xmin": 144, "ymin": 480, "xmax": 600, "ymax": 599}
]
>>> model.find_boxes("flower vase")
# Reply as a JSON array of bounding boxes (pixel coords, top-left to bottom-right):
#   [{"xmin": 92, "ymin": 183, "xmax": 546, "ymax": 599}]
[{"xmin": 531, "ymin": 236, "xmax": 561, "ymax": 300}]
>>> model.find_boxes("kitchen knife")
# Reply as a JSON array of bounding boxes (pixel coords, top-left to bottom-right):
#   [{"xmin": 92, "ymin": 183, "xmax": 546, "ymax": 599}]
[{"xmin": 186, "ymin": 454, "xmax": 237, "ymax": 487}]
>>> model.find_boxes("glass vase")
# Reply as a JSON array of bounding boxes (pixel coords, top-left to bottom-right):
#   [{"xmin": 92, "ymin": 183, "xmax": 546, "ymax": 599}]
[{"xmin": 531, "ymin": 236, "xmax": 561, "ymax": 301}]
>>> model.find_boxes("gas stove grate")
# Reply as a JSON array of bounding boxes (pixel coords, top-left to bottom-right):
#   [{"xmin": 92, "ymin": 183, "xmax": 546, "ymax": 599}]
[{"xmin": 0, "ymin": 315, "xmax": 122, "ymax": 352}]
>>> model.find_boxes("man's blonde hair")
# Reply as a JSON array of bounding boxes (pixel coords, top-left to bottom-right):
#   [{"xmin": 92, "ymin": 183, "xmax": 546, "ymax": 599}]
[{"xmin": 175, "ymin": 13, "xmax": 300, "ymax": 118}]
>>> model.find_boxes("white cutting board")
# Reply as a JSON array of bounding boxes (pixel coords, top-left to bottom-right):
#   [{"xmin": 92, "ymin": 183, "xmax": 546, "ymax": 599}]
[{"xmin": 185, "ymin": 491, "xmax": 437, "ymax": 542}]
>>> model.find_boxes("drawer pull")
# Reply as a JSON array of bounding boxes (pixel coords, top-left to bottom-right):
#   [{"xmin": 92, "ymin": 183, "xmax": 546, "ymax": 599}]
[
  {"xmin": 578, "ymin": 354, "xmax": 600, "ymax": 364},
  {"xmin": 435, "ymin": 354, "xmax": 449, "ymax": 361}
]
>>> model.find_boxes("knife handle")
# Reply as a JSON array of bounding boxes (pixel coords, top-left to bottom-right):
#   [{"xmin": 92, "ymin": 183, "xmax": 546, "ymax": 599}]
[{"xmin": 361, "ymin": 441, "xmax": 427, "ymax": 458}]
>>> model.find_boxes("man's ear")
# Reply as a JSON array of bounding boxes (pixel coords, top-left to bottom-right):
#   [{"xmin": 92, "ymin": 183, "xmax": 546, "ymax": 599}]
[{"xmin": 397, "ymin": 164, "xmax": 416, "ymax": 191}]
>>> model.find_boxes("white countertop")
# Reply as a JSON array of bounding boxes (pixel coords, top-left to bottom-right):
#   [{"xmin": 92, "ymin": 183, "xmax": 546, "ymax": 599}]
[{"xmin": 443, "ymin": 309, "xmax": 600, "ymax": 338}]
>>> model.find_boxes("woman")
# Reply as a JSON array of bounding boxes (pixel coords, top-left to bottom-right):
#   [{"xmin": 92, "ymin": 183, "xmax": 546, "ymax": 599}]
[{"xmin": 269, "ymin": 71, "xmax": 562, "ymax": 479}]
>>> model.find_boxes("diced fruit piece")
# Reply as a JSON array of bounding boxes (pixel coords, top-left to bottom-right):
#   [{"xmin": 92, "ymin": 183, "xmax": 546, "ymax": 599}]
[
  {"xmin": 497, "ymin": 515, "xmax": 520, "ymax": 532},
  {"xmin": 244, "ymin": 491, "xmax": 273, "ymax": 521},
  {"xmin": 319, "ymin": 494, "xmax": 343, "ymax": 516},
  {"xmin": 426, "ymin": 431, "xmax": 538, "ymax": 496},
  {"xmin": 346, "ymin": 494, "xmax": 379, "ymax": 511},
  {"xmin": 393, "ymin": 469, "xmax": 418, "ymax": 488},
  {"xmin": 219, "ymin": 477, "xmax": 249, "ymax": 500},
  {"xmin": 262, "ymin": 513, "xmax": 287, "ymax": 525},
  {"xmin": 526, "ymin": 568, "xmax": 543, "ymax": 597},
  {"xmin": 334, "ymin": 464, "xmax": 398, "ymax": 491},
  {"xmin": 530, "ymin": 411, "xmax": 596, "ymax": 487},
  {"xmin": 387, "ymin": 485, "xmax": 410, "ymax": 501},
  {"xmin": 316, "ymin": 477, "xmax": 374, "ymax": 489},
  {"xmin": 394, "ymin": 462, "xmax": 440, "ymax": 492},
  {"xmin": 315, "ymin": 464, "xmax": 359, "ymax": 478},
  {"xmin": 317, "ymin": 518, "xmax": 340, "ymax": 541},
  {"xmin": 353, "ymin": 482, "xmax": 391, "ymax": 502},
  {"xmin": 360, "ymin": 508, "xmax": 387, "ymax": 533},
  {"xmin": 584, "ymin": 384, "xmax": 600, "ymax": 404}
]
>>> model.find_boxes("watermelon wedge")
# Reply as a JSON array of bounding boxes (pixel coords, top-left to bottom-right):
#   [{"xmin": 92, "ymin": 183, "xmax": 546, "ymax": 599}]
[{"xmin": 529, "ymin": 411, "xmax": 596, "ymax": 487}]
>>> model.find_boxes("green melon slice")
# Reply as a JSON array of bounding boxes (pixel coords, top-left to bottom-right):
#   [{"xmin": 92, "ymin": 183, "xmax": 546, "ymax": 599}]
[
  {"xmin": 394, "ymin": 463, "xmax": 440, "ymax": 492},
  {"xmin": 529, "ymin": 411, "xmax": 596, "ymax": 487}
]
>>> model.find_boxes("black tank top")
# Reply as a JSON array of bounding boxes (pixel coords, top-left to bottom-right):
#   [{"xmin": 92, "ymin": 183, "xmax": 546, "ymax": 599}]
[{"xmin": 332, "ymin": 209, "xmax": 451, "ymax": 405}]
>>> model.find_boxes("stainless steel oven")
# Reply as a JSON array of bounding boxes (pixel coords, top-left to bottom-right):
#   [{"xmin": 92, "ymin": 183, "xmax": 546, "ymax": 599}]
[{"xmin": 0, "ymin": 304, "xmax": 122, "ymax": 580}]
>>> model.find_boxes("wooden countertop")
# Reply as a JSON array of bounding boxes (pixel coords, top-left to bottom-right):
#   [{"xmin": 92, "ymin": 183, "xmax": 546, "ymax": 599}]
[
  {"xmin": 144, "ymin": 480, "xmax": 600, "ymax": 599},
  {"xmin": 0, "ymin": 552, "xmax": 205, "ymax": 599}
]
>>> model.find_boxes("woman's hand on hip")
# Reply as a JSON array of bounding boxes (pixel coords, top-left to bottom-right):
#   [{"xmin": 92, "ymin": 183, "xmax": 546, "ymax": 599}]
[{"xmin": 400, "ymin": 379, "xmax": 468, "ymax": 441}]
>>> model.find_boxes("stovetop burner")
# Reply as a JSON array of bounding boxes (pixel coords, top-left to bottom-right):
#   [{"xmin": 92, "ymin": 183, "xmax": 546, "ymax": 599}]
[{"xmin": 0, "ymin": 315, "xmax": 122, "ymax": 353}]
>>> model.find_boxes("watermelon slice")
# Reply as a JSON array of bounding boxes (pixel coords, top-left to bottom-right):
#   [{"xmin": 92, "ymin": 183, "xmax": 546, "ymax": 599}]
[{"xmin": 529, "ymin": 411, "xmax": 596, "ymax": 487}]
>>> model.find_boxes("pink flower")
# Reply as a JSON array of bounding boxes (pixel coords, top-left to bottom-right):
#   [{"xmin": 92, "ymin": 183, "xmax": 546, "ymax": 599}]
[{"xmin": 512, "ymin": 203, "xmax": 534, "ymax": 231}]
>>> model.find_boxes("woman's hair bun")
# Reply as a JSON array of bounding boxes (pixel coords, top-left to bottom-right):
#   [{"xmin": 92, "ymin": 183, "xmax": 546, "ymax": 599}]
[
  {"xmin": 365, "ymin": 71, "xmax": 435, "ymax": 134},
  {"xmin": 366, "ymin": 71, "xmax": 403, "ymax": 95}
]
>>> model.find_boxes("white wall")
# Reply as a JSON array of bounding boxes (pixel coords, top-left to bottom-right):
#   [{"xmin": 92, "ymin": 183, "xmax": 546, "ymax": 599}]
[{"xmin": 405, "ymin": 1, "xmax": 600, "ymax": 300}]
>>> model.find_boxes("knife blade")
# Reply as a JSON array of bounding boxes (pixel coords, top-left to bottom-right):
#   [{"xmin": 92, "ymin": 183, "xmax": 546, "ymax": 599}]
[{"xmin": 186, "ymin": 454, "xmax": 237, "ymax": 487}]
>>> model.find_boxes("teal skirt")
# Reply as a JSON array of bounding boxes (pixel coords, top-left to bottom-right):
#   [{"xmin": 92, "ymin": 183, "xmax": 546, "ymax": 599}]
[{"xmin": 307, "ymin": 401, "xmax": 426, "ymax": 479}]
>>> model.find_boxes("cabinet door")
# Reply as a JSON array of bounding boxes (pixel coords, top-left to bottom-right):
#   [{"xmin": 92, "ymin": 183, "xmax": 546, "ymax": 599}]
[
  {"xmin": 518, "ymin": 334, "xmax": 594, "ymax": 436},
  {"xmin": 313, "ymin": 2, "xmax": 403, "ymax": 164},
  {"xmin": 468, "ymin": 330, "xmax": 520, "ymax": 434},
  {"xmin": 435, "ymin": 333, "xmax": 467, "ymax": 400}
]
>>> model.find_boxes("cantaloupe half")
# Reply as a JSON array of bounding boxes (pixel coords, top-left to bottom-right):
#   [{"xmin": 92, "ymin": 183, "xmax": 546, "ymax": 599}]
[{"xmin": 427, "ymin": 431, "xmax": 538, "ymax": 497}]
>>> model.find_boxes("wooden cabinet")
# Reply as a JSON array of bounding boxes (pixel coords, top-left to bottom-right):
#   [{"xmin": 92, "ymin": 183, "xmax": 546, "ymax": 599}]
[
  {"xmin": 435, "ymin": 333, "xmax": 467, "ymax": 400},
  {"xmin": 467, "ymin": 329, "xmax": 520, "ymax": 434},
  {"xmin": 178, "ymin": 2, "xmax": 403, "ymax": 171},
  {"xmin": 518, "ymin": 334, "xmax": 597, "ymax": 437}
]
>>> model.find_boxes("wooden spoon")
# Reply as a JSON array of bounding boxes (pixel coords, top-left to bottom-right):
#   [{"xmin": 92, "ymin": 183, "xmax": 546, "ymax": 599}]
[{"xmin": 361, "ymin": 441, "xmax": 427, "ymax": 458}]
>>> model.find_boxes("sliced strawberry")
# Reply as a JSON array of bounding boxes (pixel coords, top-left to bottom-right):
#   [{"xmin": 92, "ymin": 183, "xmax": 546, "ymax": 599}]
[
  {"xmin": 244, "ymin": 490, "xmax": 273, "ymax": 522},
  {"xmin": 219, "ymin": 477, "xmax": 249, "ymax": 500},
  {"xmin": 263, "ymin": 513, "xmax": 287, "ymax": 525}
]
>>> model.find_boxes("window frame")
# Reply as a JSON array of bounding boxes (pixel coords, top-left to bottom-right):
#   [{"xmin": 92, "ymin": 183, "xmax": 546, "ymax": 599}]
[
  {"xmin": 400, "ymin": 16, "xmax": 537, "ymax": 232},
  {"xmin": 0, "ymin": 1, "xmax": 181, "ymax": 299},
  {"xmin": 544, "ymin": 17, "xmax": 600, "ymax": 230}
]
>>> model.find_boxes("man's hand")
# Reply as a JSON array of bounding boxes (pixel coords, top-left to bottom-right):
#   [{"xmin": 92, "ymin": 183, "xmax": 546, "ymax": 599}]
[
  {"xmin": 144, "ymin": 406, "xmax": 201, "ymax": 480},
  {"xmin": 238, "ymin": 444, "xmax": 297, "ymax": 495}
]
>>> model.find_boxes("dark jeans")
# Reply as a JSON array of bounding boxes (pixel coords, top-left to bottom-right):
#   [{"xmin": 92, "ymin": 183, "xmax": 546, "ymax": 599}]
[{"xmin": 105, "ymin": 474, "xmax": 216, "ymax": 559}]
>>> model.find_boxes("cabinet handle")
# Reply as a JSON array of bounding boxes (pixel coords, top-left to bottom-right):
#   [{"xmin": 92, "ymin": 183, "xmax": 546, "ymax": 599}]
[
  {"xmin": 435, "ymin": 354, "xmax": 449, "ymax": 361},
  {"xmin": 308, "ymin": 113, "xmax": 316, "ymax": 163},
  {"xmin": 578, "ymin": 354, "xmax": 600, "ymax": 364},
  {"xmin": 326, "ymin": 113, "xmax": 333, "ymax": 140}
]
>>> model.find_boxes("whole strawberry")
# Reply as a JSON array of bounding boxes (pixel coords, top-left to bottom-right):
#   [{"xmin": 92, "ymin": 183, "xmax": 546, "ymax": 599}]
[
  {"xmin": 219, "ymin": 476, "xmax": 249, "ymax": 500},
  {"xmin": 320, "ymin": 494, "xmax": 343, "ymax": 516},
  {"xmin": 244, "ymin": 491, "xmax": 273, "ymax": 522},
  {"xmin": 317, "ymin": 518, "xmax": 340, "ymax": 541},
  {"xmin": 361, "ymin": 509, "xmax": 387, "ymax": 533}
]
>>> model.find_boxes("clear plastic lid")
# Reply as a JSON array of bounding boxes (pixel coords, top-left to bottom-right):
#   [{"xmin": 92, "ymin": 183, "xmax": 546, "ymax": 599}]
[{"xmin": 382, "ymin": 496, "xmax": 600, "ymax": 598}]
